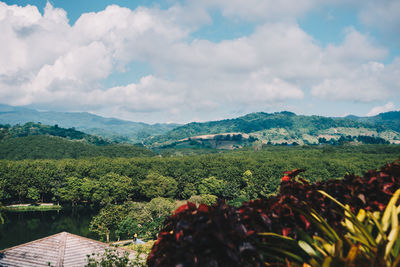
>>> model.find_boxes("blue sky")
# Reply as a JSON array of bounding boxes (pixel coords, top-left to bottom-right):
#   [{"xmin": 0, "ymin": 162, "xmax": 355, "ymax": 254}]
[{"xmin": 0, "ymin": 0, "xmax": 399, "ymax": 123}]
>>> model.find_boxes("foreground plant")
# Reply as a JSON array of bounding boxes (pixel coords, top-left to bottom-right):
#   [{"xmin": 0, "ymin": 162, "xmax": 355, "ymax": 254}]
[
  {"xmin": 147, "ymin": 161, "xmax": 400, "ymax": 266},
  {"xmin": 85, "ymin": 248, "xmax": 147, "ymax": 267},
  {"xmin": 259, "ymin": 189, "xmax": 400, "ymax": 267},
  {"xmin": 147, "ymin": 201, "xmax": 263, "ymax": 266}
]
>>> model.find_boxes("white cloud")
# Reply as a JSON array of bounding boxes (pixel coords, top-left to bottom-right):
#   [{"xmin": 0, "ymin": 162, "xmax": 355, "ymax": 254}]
[
  {"xmin": 323, "ymin": 28, "xmax": 387, "ymax": 66},
  {"xmin": 310, "ymin": 28, "xmax": 400, "ymax": 103},
  {"xmin": 87, "ymin": 76, "xmax": 186, "ymax": 112},
  {"xmin": 311, "ymin": 61, "xmax": 389, "ymax": 102},
  {"xmin": 202, "ymin": 0, "xmax": 315, "ymax": 21},
  {"xmin": 0, "ymin": 4, "xmax": 311, "ymax": 117},
  {"xmin": 367, "ymin": 102, "xmax": 396, "ymax": 116},
  {"xmin": 0, "ymin": 2, "xmax": 399, "ymax": 122},
  {"xmin": 359, "ymin": 0, "xmax": 400, "ymax": 38},
  {"xmin": 0, "ymin": 3, "xmax": 69, "ymax": 75}
]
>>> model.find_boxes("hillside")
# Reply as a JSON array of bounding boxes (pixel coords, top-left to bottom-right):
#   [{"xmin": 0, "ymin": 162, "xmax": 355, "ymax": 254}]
[
  {"xmin": 0, "ymin": 135, "xmax": 154, "ymax": 160},
  {"xmin": 0, "ymin": 104, "xmax": 178, "ymax": 143},
  {"xmin": 1, "ymin": 105, "xmax": 400, "ymax": 149},
  {"xmin": 0, "ymin": 122, "xmax": 154, "ymax": 159},
  {"xmin": 146, "ymin": 111, "xmax": 400, "ymax": 147},
  {"xmin": 0, "ymin": 122, "xmax": 111, "ymax": 145},
  {"xmin": 344, "ymin": 111, "xmax": 400, "ymax": 132}
]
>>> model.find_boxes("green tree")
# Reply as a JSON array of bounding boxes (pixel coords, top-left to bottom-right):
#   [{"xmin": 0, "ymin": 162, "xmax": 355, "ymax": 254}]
[
  {"xmin": 80, "ymin": 178, "xmax": 97, "ymax": 202},
  {"xmin": 27, "ymin": 187, "xmax": 40, "ymax": 202},
  {"xmin": 242, "ymin": 170, "xmax": 259, "ymax": 199},
  {"xmin": 93, "ymin": 173, "xmax": 133, "ymax": 205},
  {"xmin": 197, "ymin": 176, "xmax": 226, "ymax": 196},
  {"xmin": 189, "ymin": 194, "xmax": 218, "ymax": 205},
  {"xmin": 139, "ymin": 172, "xmax": 177, "ymax": 199},
  {"xmin": 0, "ymin": 178, "xmax": 10, "ymax": 202},
  {"xmin": 180, "ymin": 182, "xmax": 197, "ymax": 199},
  {"xmin": 89, "ymin": 204, "xmax": 124, "ymax": 242},
  {"xmin": 56, "ymin": 176, "xmax": 82, "ymax": 206}
]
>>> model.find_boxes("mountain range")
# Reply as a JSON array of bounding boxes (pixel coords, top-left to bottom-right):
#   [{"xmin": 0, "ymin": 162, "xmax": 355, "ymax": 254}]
[
  {"xmin": 1, "ymin": 104, "xmax": 399, "ymax": 148},
  {"xmin": 0, "ymin": 104, "xmax": 178, "ymax": 143}
]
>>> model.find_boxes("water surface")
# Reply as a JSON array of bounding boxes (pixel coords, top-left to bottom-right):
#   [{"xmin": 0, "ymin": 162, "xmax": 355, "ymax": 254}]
[{"xmin": 0, "ymin": 207, "xmax": 99, "ymax": 250}]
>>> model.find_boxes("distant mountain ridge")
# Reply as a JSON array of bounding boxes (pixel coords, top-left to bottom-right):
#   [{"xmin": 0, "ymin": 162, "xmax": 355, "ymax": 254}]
[
  {"xmin": 0, "ymin": 104, "xmax": 399, "ymax": 148},
  {"xmin": 0, "ymin": 104, "xmax": 179, "ymax": 143}
]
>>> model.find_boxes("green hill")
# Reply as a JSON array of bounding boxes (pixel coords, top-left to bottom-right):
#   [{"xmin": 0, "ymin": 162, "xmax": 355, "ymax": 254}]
[
  {"xmin": 1, "ymin": 104, "xmax": 399, "ymax": 149},
  {"xmin": 0, "ymin": 122, "xmax": 154, "ymax": 159},
  {"xmin": 0, "ymin": 122, "xmax": 111, "ymax": 145},
  {"xmin": 344, "ymin": 111, "xmax": 400, "ymax": 132},
  {"xmin": 146, "ymin": 111, "xmax": 400, "ymax": 147},
  {"xmin": 0, "ymin": 135, "xmax": 154, "ymax": 160}
]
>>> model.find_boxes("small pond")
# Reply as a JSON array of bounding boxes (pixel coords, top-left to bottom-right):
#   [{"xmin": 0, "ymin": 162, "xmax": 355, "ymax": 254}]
[{"xmin": 0, "ymin": 207, "xmax": 99, "ymax": 250}]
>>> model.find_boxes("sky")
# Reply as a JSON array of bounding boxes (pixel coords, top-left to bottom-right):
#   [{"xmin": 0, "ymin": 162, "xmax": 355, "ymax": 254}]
[{"xmin": 0, "ymin": 0, "xmax": 399, "ymax": 123}]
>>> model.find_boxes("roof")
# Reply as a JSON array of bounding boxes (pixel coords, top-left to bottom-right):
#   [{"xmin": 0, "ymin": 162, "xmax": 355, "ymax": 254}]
[{"xmin": 0, "ymin": 232, "xmax": 133, "ymax": 267}]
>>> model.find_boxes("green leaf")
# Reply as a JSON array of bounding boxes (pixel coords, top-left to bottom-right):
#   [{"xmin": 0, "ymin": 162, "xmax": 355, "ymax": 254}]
[
  {"xmin": 382, "ymin": 189, "xmax": 400, "ymax": 232},
  {"xmin": 266, "ymin": 246, "xmax": 307, "ymax": 263},
  {"xmin": 298, "ymin": 240, "xmax": 318, "ymax": 257},
  {"xmin": 258, "ymin": 232, "xmax": 295, "ymax": 241}
]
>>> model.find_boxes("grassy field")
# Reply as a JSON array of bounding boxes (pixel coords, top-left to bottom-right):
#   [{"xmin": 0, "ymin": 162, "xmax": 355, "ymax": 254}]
[{"xmin": 4, "ymin": 203, "xmax": 62, "ymax": 212}]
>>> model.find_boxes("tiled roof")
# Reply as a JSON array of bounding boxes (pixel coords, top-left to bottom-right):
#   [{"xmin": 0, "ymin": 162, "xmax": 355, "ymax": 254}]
[{"xmin": 0, "ymin": 232, "xmax": 132, "ymax": 267}]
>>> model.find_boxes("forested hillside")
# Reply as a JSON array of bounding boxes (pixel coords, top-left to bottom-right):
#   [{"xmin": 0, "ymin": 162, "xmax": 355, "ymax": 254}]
[
  {"xmin": 0, "ymin": 122, "xmax": 110, "ymax": 145},
  {"xmin": 345, "ymin": 111, "xmax": 400, "ymax": 132},
  {"xmin": 1, "ymin": 105, "xmax": 400, "ymax": 147},
  {"xmin": 146, "ymin": 111, "xmax": 400, "ymax": 147},
  {"xmin": 0, "ymin": 123, "xmax": 154, "ymax": 160}
]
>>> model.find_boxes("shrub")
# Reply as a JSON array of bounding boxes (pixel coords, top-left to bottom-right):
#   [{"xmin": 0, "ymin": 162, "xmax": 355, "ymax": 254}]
[
  {"xmin": 147, "ymin": 201, "xmax": 262, "ymax": 266},
  {"xmin": 259, "ymin": 189, "xmax": 400, "ymax": 266},
  {"xmin": 147, "ymin": 161, "xmax": 400, "ymax": 266},
  {"xmin": 188, "ymin": 194, "xmax": 218, "ymax": 206}
]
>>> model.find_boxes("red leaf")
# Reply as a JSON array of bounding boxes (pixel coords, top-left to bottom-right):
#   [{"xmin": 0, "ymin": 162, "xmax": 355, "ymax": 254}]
[
  {"xmin": 378, "ymin": 203, "xmax": 386, "ymax": 211},
  {"xmin": 379, "ymin": 172, "xmax": 390, "ymax": 178},
  {"xmin": 246, "ymin": 230, "xmax": 255, "ymax": 237},
  {"xmin": 174, "ymin": 204, "xmax": 190, "ymax": 214},
  {"xmin": 382, "ymin": 183, "xmax": 394, "ymax": 195},
  {"xmin": 175, "ymin": 230, "xmax": 183, "ymax": 241},
  {"xmin": 299, "ymin": 214, "xmax": 310, "ymax": 230},
  {"xmin": 198, "ymin": 204, "xmax": 209, "ymax": 213},
  {"xmin": 282, "ymin": 228, "xmax": 291, "ymax": 237}
]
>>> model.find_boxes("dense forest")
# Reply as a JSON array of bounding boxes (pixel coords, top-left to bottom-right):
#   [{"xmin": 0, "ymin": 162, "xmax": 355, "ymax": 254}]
[
  {"xmin": 1, "ymin": 145, "xmax": 399, "ymax": 206},
  {"xmin": 0, "ymin": 135, "xmax": 154, "ymax": 160}
]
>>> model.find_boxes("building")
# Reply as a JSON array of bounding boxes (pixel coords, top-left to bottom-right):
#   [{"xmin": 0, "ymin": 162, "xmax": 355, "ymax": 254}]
[{"xmin": 0, "ymin": 232, "xmax": 133, "ymax": 266}]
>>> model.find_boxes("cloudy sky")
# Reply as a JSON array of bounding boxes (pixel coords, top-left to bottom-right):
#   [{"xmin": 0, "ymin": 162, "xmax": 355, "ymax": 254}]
[{"xmin": 0, "ymin": 0, "xmax": 399, "ymax": 123}]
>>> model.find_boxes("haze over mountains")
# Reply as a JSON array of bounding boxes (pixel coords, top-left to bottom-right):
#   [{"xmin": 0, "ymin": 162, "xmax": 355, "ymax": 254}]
[
  {"xmin": 0, "ymin": 104, "xmax": 178, "ymax": 143},
  {"xmin": 1, "ymin": 104, "xmax": 400, "ymax": 148}
]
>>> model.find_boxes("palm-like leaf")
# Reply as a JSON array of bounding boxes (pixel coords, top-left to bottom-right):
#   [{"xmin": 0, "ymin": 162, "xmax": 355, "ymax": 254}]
[{"xmin": 258, "ymin": 189, "xmax": 400, "ymax": 267}]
